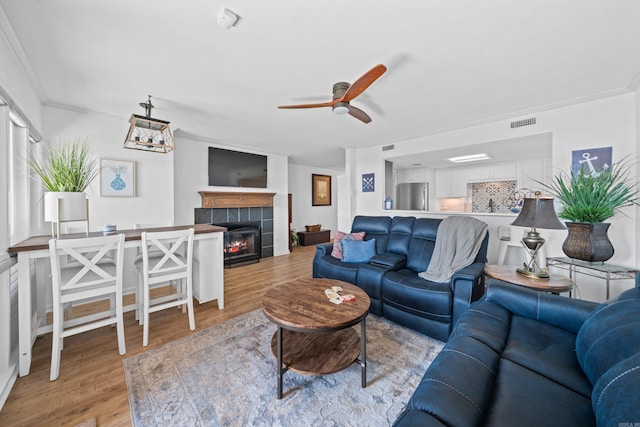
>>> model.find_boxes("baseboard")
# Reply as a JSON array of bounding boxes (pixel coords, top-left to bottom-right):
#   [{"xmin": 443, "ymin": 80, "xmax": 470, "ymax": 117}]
[
  {"xmin": 274, "ymin": 249, "xmax": 291, "ymax": 257},
  {"xmin": 0, "ymin": 360, "xmax": 18, "ymax": 412}
]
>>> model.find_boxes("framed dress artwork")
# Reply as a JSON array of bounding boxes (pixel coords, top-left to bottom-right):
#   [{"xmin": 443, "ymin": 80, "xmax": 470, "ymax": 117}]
[
  {"xmin": 100, "ymin": 159, "xmax": 136, "ymax": 197},
  {"xmin": 312, "ymin": 174, "xmax": 331, "ymax": 206}
]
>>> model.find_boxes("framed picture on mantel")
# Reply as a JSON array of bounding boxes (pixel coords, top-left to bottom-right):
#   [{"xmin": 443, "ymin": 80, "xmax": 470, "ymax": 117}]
[{"xmin": 312, "ymin": 174, "xmax": 331, "ymax": 206}]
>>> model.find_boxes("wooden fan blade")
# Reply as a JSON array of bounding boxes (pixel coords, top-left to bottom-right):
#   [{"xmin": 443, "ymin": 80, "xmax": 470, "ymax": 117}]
[
  {"xmin": 341, "ymin": 64, "xmax": 387, "ymax": 103},
  {"xmin": 348, "ymin": 105, "xmax": 372, "ymax": 124},
  {"xmin": 278, "ymin": 101, "xmax": 335, "ymax": 109}
]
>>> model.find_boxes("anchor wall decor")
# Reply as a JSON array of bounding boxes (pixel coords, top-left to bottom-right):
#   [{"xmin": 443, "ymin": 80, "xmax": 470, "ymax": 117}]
[{"xmin": 571, "ymin": 146, "xmax": 612, "ymax": 177}]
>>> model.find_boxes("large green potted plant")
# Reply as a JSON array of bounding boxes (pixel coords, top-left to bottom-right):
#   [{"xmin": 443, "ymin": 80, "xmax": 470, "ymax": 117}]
[
  {"xmin": 28, "ymin": 139, "xmax": 99, "ymax": 234},
  {"xmin": 538, "ymin": 158, "xmax": 639, "ymax": 262}
]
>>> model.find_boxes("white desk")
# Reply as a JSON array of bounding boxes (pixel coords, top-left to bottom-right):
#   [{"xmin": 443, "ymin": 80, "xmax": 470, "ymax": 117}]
[{"xmin": 8, "ymin": 224, "xmax": 226, "ymax": 377}]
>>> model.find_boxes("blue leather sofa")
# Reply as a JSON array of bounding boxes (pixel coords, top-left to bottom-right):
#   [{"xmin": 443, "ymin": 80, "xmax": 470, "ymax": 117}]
[
  {"xmin": 393, "ymin": 277, "xmax": 640, "ymax": 427},
  {"xmin": 313, "ymin": 215, "xmax": 489, "ymax": 341}
]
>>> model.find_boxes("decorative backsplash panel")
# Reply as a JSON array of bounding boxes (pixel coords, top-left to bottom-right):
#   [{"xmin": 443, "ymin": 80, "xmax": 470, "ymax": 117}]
[{"xmin": 471, "ymin": 181, "xmax": 517, "ymax": 213}]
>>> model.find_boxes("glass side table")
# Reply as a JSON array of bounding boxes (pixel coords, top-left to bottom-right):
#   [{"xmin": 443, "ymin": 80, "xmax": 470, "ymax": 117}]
[{"xmin": 546, "ymin": 257, "xmax": 638, "ymax": 299}]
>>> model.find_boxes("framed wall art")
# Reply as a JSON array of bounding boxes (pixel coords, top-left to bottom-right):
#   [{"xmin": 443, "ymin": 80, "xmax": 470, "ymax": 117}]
[
  {"xmin": 100, "ymin": 159, "xmax": 136, "ymax": 197},
  {"xmin": 571, "ymin": 146, "xmax": 612, "ymax": 177},
  {"xmin": 362, "ymin": 173, "xmax": 375, "ymax": 192},
  {"xmin": 312, "ymin": 174, "xmax": 331, "ymax": 206}
]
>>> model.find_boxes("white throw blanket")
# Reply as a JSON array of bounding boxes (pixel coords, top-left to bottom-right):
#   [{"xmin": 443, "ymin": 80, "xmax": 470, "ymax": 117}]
[{"xmin": 418, "ymin": 216, "xmax": 488, "ymax": 283}]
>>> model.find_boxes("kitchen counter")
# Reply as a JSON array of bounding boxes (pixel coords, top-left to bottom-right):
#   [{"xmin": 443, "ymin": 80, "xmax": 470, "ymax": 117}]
[
  {"xmin": 382, "ymin": 209, "xmax": 518, "ymax": 218},
  {"xmin": 377, "ymin": 210, "xmax": 521, "ymax": 266}
]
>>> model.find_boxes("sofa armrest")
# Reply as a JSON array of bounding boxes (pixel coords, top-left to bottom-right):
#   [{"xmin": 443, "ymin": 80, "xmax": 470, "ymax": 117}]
[
  {"xmin": 312, "ymin": 243, "xmax": 335, "ymax": 278},
  {"xmin": 369, "ymin": 253, "xmax": 406, "ymax": 270},
  {"xmin": 450, "ymin": 262, "xmax": 486, "ymax": 327},
  {"xmin": 451, "ymin": 262, "xmax": 485, "ymax": 286},
  {"xmin": 485, "ymin": 279, "xmax": 599, "ymax": 334},
  {"xmin": 314, "ymin": 243, "xmax": 333, "ymax": 257}
]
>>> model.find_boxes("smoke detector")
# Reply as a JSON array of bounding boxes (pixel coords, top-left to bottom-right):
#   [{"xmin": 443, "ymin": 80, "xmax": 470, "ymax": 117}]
[{"xmin": 217, "ymin": 8, "xmax": 238, "ymax": 29}]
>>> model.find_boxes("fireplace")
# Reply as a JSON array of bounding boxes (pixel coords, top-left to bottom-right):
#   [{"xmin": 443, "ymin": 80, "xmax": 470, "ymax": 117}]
[
  {"xmin": 214, "ymin": 221, "xmax": 261, "ymax": 268},
  {"xmin": 195, "ymin": 191, "xmax": 276, "ymax": 260}
]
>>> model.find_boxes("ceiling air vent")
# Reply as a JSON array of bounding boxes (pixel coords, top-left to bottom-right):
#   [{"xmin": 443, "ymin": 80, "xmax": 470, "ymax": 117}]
[
  {"xmin": 510, "ymin": 117, "xmax": 537, "ymax": 129},
  {"xmin": 382, "ymin": 144, "xmax": 395, "ymax": 151}
]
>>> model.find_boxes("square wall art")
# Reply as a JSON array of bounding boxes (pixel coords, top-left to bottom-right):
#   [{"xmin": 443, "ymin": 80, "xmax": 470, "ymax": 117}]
[
  {"xmin": 362, "ymin": 173, "xmax": 375, "ymax": 192},
  {"xmin": 100, "ymin": 159, "xmax": 136, "ymax": 197},
  {"xmin": 571, "ymin": 147, "xmax": 612, "ymax": 177}
]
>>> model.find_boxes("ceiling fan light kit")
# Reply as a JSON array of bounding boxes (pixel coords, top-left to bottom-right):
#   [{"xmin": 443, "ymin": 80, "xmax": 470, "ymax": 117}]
[
  {"xmin": 123, "ymin": 95, "xmax": 176, "ymax": 154},
  {"xmin": 278, "ymin": 64, "xmax": 387, "ymax": 123},
  {"xmin": 332, "ymin": 102, "xmax": 350, "ymax": 115}
]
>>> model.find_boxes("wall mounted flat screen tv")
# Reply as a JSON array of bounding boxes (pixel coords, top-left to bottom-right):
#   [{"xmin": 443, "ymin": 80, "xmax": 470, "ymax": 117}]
[{"xmin": 208, "ymin": 147, "xmax": 268, "ymax": 188}]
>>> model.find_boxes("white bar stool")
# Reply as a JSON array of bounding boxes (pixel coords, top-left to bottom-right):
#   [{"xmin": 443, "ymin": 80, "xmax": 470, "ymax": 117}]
[
  {"xmin": 48, "ymin": 233, "xmax": 126, "ymax": 381},
  {"xmin": 131, "ymin": 222, "xmax": 175, "ymax": 320},
  {"xmin": 135, "ymin": 228, "xmax": 195, "ymax": 347}
]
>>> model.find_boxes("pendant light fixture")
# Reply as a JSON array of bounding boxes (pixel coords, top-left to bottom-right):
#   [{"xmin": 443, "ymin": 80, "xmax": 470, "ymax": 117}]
[{"xmin": 123, "ymin": 95, "xmax": 175, "ymax": 153}]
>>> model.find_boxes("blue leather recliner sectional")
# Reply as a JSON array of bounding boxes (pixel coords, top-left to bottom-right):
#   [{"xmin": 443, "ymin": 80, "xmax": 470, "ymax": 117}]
[
  {"xmin": 313, "ymin": 215, "xmax": 489, "ymax": 341},
  {"xmin": 393, "ymin": 277, "xmax": 640, "ymax": 427}
]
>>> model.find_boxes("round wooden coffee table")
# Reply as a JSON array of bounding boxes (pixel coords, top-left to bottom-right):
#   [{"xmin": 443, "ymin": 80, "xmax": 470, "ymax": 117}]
[
  {"xmin": 484, "ymin": 264, "xmax": 574, "ymax": 294},
  {"xmin": 262, "ymin": 278, "xmax": 370, "ymax": 399}
]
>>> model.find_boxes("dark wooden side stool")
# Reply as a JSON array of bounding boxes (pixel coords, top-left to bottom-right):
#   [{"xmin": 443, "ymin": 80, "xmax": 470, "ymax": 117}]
[{"xmin": 297, "ymin": 229, "xmax": 331, "ymax": 246}]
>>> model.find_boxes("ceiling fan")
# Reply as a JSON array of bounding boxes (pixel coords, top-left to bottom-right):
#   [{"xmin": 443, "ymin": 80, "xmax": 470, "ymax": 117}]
[{"xmin": 278, "ymin": 64, "xmax": 387, "ymax": 124}]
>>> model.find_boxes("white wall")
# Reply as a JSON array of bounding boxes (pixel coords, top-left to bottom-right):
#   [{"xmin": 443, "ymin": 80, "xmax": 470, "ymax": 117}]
[
  {"xmin": 288, "ymin": 164, "xmax": 341, "ymax": 237},
  {"xmin": 636, "ymin": 87, "xmax": 640, "ymax": 269},
  {"xmin": 0, "ymin": 13, "xmax": 41, "ymax": 132},
  {"xmin": 41, "ymin": 106, "xmax": 175, "ymax": 231},
  {"xmin": 0, "ymin": 14, "xmax": 42, "ymax": 409},
  {"xmin": 347, "ymin": 93, "xmax": 638, "ymax": 302},
  {"xmin": 40, "ymin": 106, "xmax": 292, "ymax": 257},
  {"xmin": 173, "ymin": 136, "xmax": 290, "ymax": 257}
]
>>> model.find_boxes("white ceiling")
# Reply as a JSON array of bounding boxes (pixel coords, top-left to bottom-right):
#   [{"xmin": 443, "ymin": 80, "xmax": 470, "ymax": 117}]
[{"xmin": 1, "ymin": 1, "xmax": 640, "ymax": 170}]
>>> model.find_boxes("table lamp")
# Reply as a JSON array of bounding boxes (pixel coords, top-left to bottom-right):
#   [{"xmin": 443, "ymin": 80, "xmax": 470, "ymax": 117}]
[{"xmin": 511, "ymin": 191, "xmax": 565, "ymax": 278}]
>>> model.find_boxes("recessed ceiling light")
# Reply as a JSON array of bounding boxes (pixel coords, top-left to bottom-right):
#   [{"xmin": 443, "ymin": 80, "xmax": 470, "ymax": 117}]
[
  {"xmin": 411, "ymin": 163, "xmax": 422, "ymax": 166},
  {"xmin": 447, "ymin": 153, "xmax": 492, "ymax": 163}
]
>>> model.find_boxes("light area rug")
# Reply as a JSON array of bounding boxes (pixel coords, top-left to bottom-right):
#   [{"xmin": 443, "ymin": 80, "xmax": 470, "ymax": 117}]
[{"xmin": 124, "ymin": 309, "xmax": 444, "ymax": 427}]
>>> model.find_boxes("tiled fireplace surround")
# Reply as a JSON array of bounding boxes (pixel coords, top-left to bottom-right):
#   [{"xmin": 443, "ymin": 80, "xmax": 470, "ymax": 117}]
[{"xmin": 194, "ymin": 192, "xmax": 274, "ymax": 258}]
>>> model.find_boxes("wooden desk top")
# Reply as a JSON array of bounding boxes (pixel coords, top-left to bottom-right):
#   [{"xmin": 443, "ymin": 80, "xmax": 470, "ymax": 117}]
[
  {"xmin": 262, "ymin": 278, "xmax": 370, "ymax": 332},
  {"xmin": 7, "ymin": 224, "xmax": 227, "ymax": 254},
  {"xmin": 484, "ymin": 264, "xmax": 574, "ymax": 293}
]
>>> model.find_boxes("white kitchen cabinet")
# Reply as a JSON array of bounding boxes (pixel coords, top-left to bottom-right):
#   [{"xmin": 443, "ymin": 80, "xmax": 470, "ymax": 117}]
[
  {"xmin": 463, "ymin": 165, "xmax": 484, "ymax": 182},
  {"xmin": 396, "ymin": 167, "xmax": 429, "ymax": 183},
  {"xmin": 435, "ymin": 158, "xmax": 548, "ymax": 199},
  {"xmin": 435, "ymin": 168, "xmax": 450, "ymax": 198},
  {"xmin": 466, "ymin": 162, "xmax": 516, "ymax": 182},
  {"xmin": 435, "ymin": 167, "xmax": 468, "ymax": 198},
  {"xmin": 518, "ymin": 157, "xmax": 550, "ymax": 191},
  {"xmin": 448, "ymin": 168, "xmax": 469, "ymax": 197},
  {"xmin": 489, "ymin": 162, "xmax": 517, "ymax": 180}
]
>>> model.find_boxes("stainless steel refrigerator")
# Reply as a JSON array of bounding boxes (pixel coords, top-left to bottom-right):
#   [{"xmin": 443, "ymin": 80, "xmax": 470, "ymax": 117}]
[{"xmin": 396, "ymin": 182, "xmax": 429, "ymax": 210}]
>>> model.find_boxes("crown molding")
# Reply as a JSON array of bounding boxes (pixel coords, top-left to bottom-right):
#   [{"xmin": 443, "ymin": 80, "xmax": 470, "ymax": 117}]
[
  {"xmin": 628, "ymin": 70, "xmax": 640, "ymax": 91},
  {"xmin": 0, "ymin": 4, "xmax": 46, "ymax": 101},
  {"xmin": 43, "ymin": 100, "xmax": 127, "ymax": 122}
]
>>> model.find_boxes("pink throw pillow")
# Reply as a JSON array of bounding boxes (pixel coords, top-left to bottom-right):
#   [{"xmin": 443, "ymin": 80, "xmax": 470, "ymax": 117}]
[{"xmin": 331, "ymin": 231, "xmax": 366, "ymax": 259}]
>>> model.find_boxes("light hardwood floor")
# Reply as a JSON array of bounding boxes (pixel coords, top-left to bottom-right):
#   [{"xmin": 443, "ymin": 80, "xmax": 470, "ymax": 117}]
[{"xmin": 0, "ymin": 244, "xmax": 316, "ymax": 427}]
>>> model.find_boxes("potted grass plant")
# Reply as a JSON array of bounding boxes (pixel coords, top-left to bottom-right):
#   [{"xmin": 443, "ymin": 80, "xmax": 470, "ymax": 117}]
[
  {"xmin": 28, "ymin": 138, "xmax": 99, "ymax": 233},
  {"xmin": 538, "ymin": 158, "xmax": 639, "ymax": 262}
]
